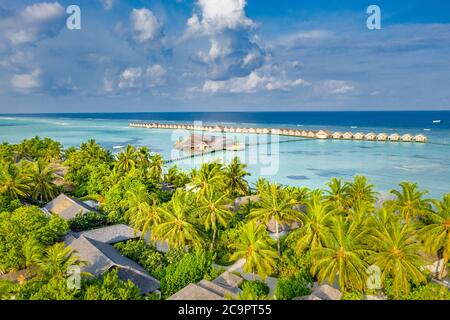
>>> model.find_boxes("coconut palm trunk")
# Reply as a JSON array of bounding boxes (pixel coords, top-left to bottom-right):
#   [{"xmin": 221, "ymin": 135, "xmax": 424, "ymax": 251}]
[{"xmin": 275, "ymin": 220, "xmax": 281, "ymax": 256}]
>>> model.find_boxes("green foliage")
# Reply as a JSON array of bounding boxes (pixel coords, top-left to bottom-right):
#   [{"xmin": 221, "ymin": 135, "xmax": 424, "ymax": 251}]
[
  {"xmin": 160, "ymin": 249, "xmax": 216, "ymax": 298},
  {"xmin": 83, "ymin": 269, "xmax": 142, "ymax": 300},
  {"xmin": 237, "ymin": 280, "xmax": 270, "ymax": 300},
  {"xmin": 29, "ymin": 278, "xmax": 79, "ymax": 300},
  {"xmin": 0, "ymin": 206, "xmax": 68, "ymax": 272},
  {"xmin": 0, "ymin": 195, "xmax": 21, "ymax": 213},
  {"xmin": 69, "ymin": 212, "xmax": 109, "ymax": 232},
  {"xmin": 342, "ymin": 291, "xmax": 363, "ymax": 300},
  {"xmin": 406, "ymin": 283, "xmax": 450, "ymax": 300},
  {"xmin": 114, "ymin": 240, "xmax": 166, "ymax": 279},
  {"xmin": 274, "ymin": 271, "xmax": 312, "ymax": 300}
]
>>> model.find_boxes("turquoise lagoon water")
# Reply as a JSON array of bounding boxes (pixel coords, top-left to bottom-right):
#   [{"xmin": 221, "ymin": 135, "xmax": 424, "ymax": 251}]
[{"xmin": 0, "ymin": 113, "xmax": 449, "ymax": 198}]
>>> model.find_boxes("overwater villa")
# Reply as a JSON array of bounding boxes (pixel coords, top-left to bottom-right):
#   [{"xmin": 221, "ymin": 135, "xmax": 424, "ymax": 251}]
[
  {"xmin": 175, "ymin": 134, "xmax": 244, "ymax": 153},
  {"xmin": 332, "ymin": 132, "xmax": 343, "ymax": 139},
  {"xmin": 414, "ymin": 134, "xmax": 428, "ymax": 143},
  {"xmin": 353, "ymin": 132, "xmax": 365, "ymax": 140},
  {"xmin": 129, "ymin": 123, "xmax": 427, "ymax": 144},
  {"xmin": 389, "ymin": 133, "xmax": 401, "ymax": 141},
  {"xmin": 343, "ymin": 132, "xmax": 353, "ymax": 140},
  {"xmin": 401, "ymin": 134, "xmax": 414, "ymax": 142},
  {"xmin": 316, "ymin": 130, "xmax": 331, "ymax": 139},
  {"xmin": 377, "ymin": 133, "xmax": 389, "ymax": 141},
  {"xmin": 365, "ymin": 132, "xmax": 377, "ymax": 140}
]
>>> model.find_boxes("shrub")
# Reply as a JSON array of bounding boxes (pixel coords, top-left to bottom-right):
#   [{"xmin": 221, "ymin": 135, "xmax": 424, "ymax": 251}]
[
  {"xmin": 0, "ymin": 207, "xmax": 68, "ymax": 272},
  {"xmin": 237, "ymin": 280, "xmax": 270, "ymax": 300},
  {"xmin": 69, "ymin": 212, "xmax": 109, "ymax": 232},
  {"xmin": 406, "ymin": 283, "xmax": 450, "ymax": 300},
  {"xmin": 114, "ymin": 240, "xmax": 166, "ymax": 279},
  {"xmin": 275, "ymin": 270, "xmax": 313, "ymax": 300},
  {"xmin": 83, "ymin": 269, "xmax": 142, "ymax": 300},
  {"xmin": 342, "ymin": 291, "xmax": 363, "ymax": 300},
  {"xmin": 160, "ymin": 249, "xmax": 216, "ymax": 298}
]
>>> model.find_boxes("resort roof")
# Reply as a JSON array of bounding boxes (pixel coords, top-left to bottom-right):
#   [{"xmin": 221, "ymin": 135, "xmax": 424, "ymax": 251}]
[
  {"xmin": 168, "ymin": 283, "xmax": 224, "ymax": 300},
  {"xmin": 74, "ymin": 224, "xmax": 141, "ymax": 244},
  {"xmin": 65, "ymin": 235, "xmax": 160, "ymax": 294},
  {"xmin": 43, "ymin": 193, "xmax": 96, "ymax": 221},
  {"xmin": 168, "ymin": 272, "xmax": 243, "ymax": 300}
]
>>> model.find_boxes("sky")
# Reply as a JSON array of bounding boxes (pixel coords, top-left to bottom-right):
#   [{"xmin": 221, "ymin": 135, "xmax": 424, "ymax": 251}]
[{"xmin": 0, "ymin": 0, "xmax": 449, "ymax": 113}]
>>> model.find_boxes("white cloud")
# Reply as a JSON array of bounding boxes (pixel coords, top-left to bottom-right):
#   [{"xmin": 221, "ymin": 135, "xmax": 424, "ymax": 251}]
[
  {"xmin": 146, "ymin": 64, "xmax": 167, "ymax": 87},
  {"xmin": 3, "ymin": 2, "xmax": 65, "ymax": 45},
  {"xmin": 185, "ymin": 0, "xmax": 266, "ymax": 80},
  {"xmin": 191, "ymin": 70, "xmax": 306, "ymax": 94},
  {"xmin": 188, "ymin": 0, "xmax": 254, "ymax": 34},
  {"xmin": 317, "ymin": 80, "xmax": 356, "ymax": 95},
  {"xmin": 11, "ymin": 69, "xmax": 42, "ymax": 92},
  {"xmin": 105, "ymin": 64, "xmax": 167, "ymax": 94},
  {"xmin": 118, "ymin": 67, "xmax": 143, "ymax": 89},
  {"xmin": 131, "ymin": 9, "xmax": 162, "ymax": 44}
]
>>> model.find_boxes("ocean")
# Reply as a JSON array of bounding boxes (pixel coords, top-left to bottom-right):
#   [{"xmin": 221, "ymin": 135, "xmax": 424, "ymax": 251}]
[{"xmin": 1, "ymin": 111, "xmax": 449, "ymax": 198}]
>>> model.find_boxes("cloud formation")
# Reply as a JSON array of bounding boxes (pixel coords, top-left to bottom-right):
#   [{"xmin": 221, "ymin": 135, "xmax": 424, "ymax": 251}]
[
  {"xmin": 186, "ymin": 0, "xmax": 266, "ymax": 80},
  {"xmin": 1, "ymin": 2, "xmax": 65, "ymax": 46},
  {"xmin": 104, "ymin": 64, "xmax": 167, "ymax": 94}
]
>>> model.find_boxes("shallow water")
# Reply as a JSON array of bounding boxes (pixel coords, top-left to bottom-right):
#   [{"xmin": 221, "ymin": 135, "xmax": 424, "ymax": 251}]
[{"xmin": 0, "ymin": 113, "xmax": 449, "ymax": 198}]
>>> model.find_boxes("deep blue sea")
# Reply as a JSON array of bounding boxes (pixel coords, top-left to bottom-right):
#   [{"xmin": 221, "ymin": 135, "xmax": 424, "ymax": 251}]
[{"xmin": 1, "ymin": 111, "xmax": 449, "ymax": 198}]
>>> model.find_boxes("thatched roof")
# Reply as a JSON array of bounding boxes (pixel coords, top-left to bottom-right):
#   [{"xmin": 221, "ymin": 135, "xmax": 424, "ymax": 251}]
[
  {"xmin": 43, "ymin": 193, "xmax": 96, "ymax": 221},
  {"xmin": 266, "ymin": 217, "xmax": 301, "ymax": 234},
  {"xmin": 65, "ymin": 235, "xmax": 159, "ymax": 294},
  {"xmin": 74, "ymin": 224, "xmax": 140, "ymax": 244},
  {"xmin": 168, "ymin": 272, "xmax": 243, "ymax": 300},
  {"xmin": 168, "ymin": 283, "xmax": 224, "ymax": 300}
]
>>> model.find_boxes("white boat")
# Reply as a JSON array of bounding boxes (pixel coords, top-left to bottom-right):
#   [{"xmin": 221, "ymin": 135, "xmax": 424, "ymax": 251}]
[{"xmin": 433, "ymin": 120, "xmax": 441, "ymax": 123}]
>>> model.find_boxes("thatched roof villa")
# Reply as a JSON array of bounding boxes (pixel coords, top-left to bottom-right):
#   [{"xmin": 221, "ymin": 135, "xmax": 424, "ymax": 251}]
[
  {"xmin": 353, "ymin": 132, "xmax": 365, "ymax": 140},
  {"xmin": 43, "ymin": 193, "xmax": 97, "ymax": 221},
  {"xmin": 343, "ymin": 132, "xmax": 353, "ymax": 140},
  {"xmin": 415, "ymin": 134, "xmax": 428, "ymax": 143},
  {"xmin": 389, "ymin": 133, "xmax": 401, "ymax": 141},
  {"xmin": 316, "ymin": 130, "xmax": 331, "ymax": 139},
  {"xmin": 332, "ymin": 132, "xmax": 343, "ymax": 139},
  {"xmin": 376, "ymin": 133, "xmax": 388, "ymax": 141},
  {"xmin": 365, "ymin": 132, "xmax": 377, "ymax": 140},
  {"xmin": 401, "ymin": 134, "xmax": 414, "ymax": 142},
  {"xmin": 168, "ymin": 272, "xmax": 243, "ymax": 300},
  {"xmin": 65, "ymin": 230, "xmax": 160, "ymax": 295}
]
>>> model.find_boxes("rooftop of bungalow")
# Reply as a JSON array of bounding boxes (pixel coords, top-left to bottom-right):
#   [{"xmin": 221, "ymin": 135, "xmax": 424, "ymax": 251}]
[
  {"xmin": 64, "ymin": 228, "xmax": 159, "ymax": 295},
  {"xmin": 42, "ymin": 193, "xmax": 97, "ymax": 221},
  {"xmin": 168, "ymin": 271, "xmax": 243, "ymax": 300}
]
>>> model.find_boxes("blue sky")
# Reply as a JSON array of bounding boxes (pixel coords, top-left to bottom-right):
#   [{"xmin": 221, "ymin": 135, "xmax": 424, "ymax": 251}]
[{"xmin": 0, "ymin": 0, "xmax": 449, "ymax": 113}]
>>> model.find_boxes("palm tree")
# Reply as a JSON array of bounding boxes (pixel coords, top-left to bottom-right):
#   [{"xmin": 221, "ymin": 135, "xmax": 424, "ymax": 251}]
[
  {"xmin": 191, "ymin": 162, "xmax": 225, "ymax": 196},
  {"xmin": 224, "ymin": 157, "xmax": 249, "ymax": 197},
  {"xmin": 288, "ymin": 190, "xmax": 334, "ymax": 253},
  {"xmin": 22, "ymin": 238, "xmax": 44, "ymax": 275},
  {"xmin": 388, "ymin": 182, "xmax": 431, "ymax": 224},
  {"xmin": 325, "ymin": 178, "xmax": 350, "ymax": 212},
  {"xmin": 0, "ymin": 162, "xmax": 31, "ymax": 199},
  {"xmin": 196, "ymin": 187, "xmax": 233, "ymax": 249},
  {"xmin": 124, "ymin": 185, "xmax": 161, "ymax": 236},
  {"xmin": 250, "ymin": 183, "xmax": 298, "ymax": 255},
  {"xmin": 152, "ymin": 190, "xmax": 203, "ymax": 249},
  {"xmin": 254, "ymin": 178, "xmax": 269, "ymax": 195},
  {"xmin": 37, "ymin": 243, "xmax": 84, "ymax": 280},
  {"xmin": 345, "ymin": 176, "xmax": 378, "ymax": 207},
  {"xmin": 230, "ymin": 221, "xmax": 278, "ymax": 280},
  {"xmin": 367, "ymin": 218, "xmax": 426, "ymax": 298},
  {"xmin": 149, "ymin": 154, "xmax": 164, "ymax": 180},
  {"xmin": 137, "ymin": 146, "xmax": 151, "ymax": 169},
  {"xmin": 30, "ymin": 160, "xmax": 58, "ymax": 202},
  {"xmin": 116, "ymin": 145, "xmax": 137, "ymax": 173},
  {"xmin": 311, "ymin": 217, "xmax": 371, "ymax": 293},
  {"xmin": 420, "ymin": 193, "xmax": 450, "ymax": 279}
]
